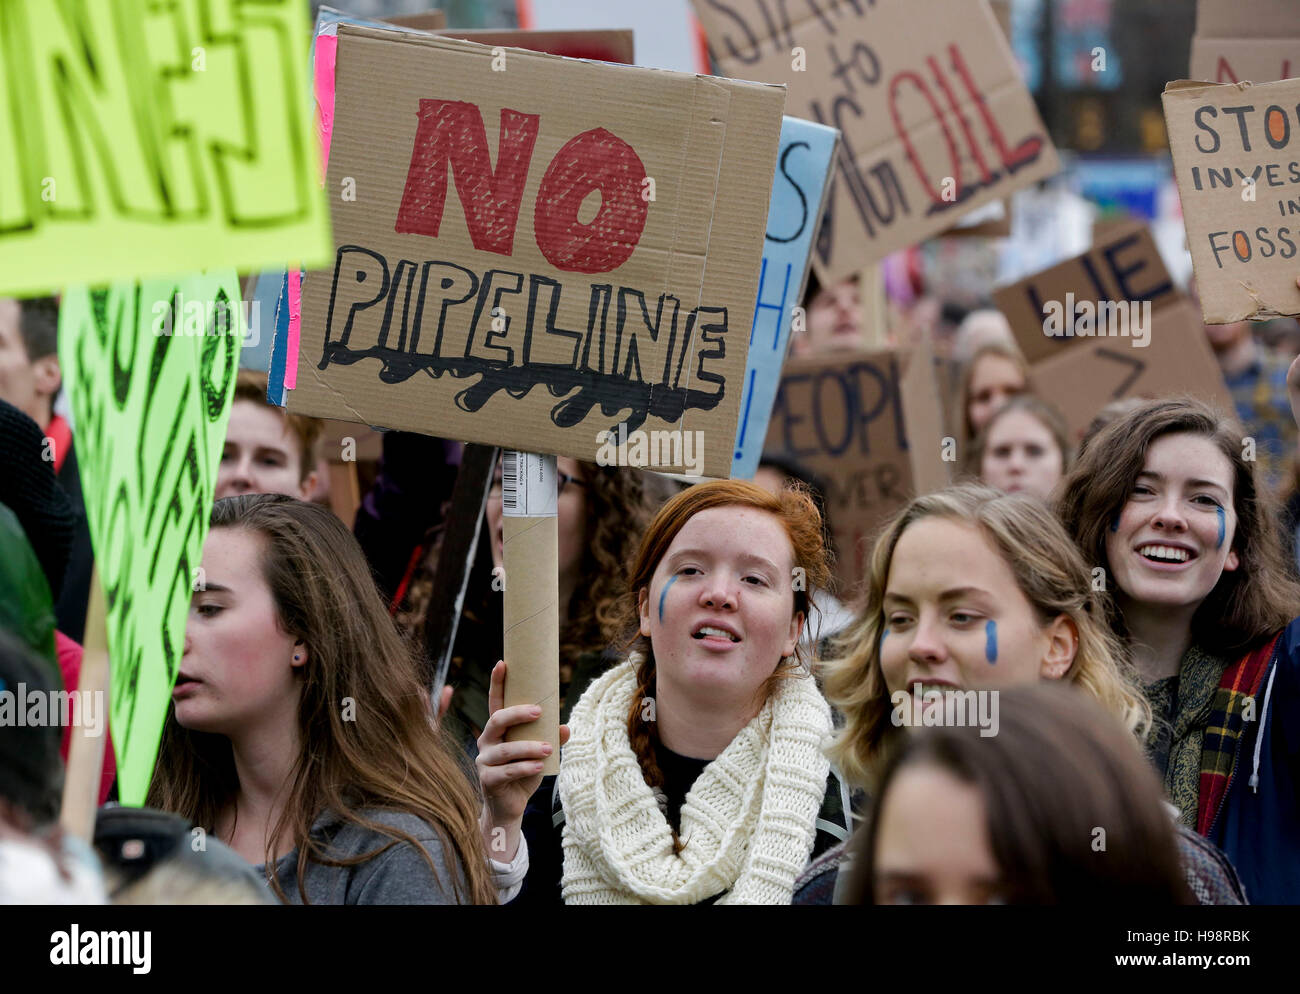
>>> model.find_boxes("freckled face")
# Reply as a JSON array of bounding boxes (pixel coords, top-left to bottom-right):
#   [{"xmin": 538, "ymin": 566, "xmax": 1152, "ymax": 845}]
[
  {"xmin": 1104, "ymin": 432, "xmax": 1239, "ymax": 611},
  {"xmin": 637, "ymin": 507, "xmax": 803, "ymax": 706}
]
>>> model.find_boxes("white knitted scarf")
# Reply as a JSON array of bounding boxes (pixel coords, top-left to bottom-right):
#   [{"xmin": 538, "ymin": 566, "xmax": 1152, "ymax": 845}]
[{"xmin": 558, "ymin": 652, "xmax": 832, "ymax": 905}]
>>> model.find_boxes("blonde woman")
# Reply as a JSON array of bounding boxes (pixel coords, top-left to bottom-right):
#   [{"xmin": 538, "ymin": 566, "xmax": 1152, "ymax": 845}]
[{"xmin": 795, "ymin": 484, "xmax": 1243, "ymax": 904}]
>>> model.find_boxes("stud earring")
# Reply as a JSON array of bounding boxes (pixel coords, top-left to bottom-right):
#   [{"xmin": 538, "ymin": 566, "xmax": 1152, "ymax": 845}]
[{"xmin": 293, "ymin": 654, "xmax": 301, "ymax": 662}]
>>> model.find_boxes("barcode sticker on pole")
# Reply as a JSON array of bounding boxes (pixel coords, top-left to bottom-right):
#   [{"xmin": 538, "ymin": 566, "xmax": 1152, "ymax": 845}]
[{"xmin": 502, "ymin": 451, "xmax": 557, "ymax": 517}]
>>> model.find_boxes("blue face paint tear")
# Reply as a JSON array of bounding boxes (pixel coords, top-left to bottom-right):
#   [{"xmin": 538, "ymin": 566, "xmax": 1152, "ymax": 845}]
[
  {"xmin": 1216, "ymin": 505, "xmax": 1226, "ymax": 549},
  {"xmin": 879, "ymin": 627, "xmax": 889, "ymax": 655},
  {"xmin": 1109, "ymin": 514, "xmax": 1120, "ymax": 533},
  {"xmin": 985, "ymin": 620, "xmax": 998, "ymax": 664},
  {"xmin": 658, "ymin": 574, "xmax": 678, "ymax": 623}
]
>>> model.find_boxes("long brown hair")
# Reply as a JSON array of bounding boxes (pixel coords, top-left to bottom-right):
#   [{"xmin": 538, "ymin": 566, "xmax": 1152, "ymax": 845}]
[
  {"xmin": 823, "ymin": 484, "xmax": 1150, "ymax": 790},
  {"xmin": 1056, "ymin": 397, "xmax": 1300, "ymax": 656},
  {"xmin": 147, "ymin": 494, "xmax": 497, "ymax": 905},
  {"xmin": 847, "ymin": 683, "xmax": 1192, "ymax": 905},
  {"xmin": 619, "ymin": 480, "xmax": 833, "ymax": 850}
]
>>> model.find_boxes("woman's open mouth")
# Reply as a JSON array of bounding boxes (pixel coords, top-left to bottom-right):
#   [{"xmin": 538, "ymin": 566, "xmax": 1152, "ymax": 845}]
[{"xmin": 1135, "ymin": 543, "xmax": 1197, "ymax": 569}]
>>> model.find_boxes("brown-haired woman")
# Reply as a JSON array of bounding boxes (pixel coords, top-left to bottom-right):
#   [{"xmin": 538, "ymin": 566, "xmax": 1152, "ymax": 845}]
[
  {"xmin": 149, "ymin": 494, "xmax": 497, "ymax": 904},
  {"xmin": 845, "ymin": 683, "xmax": 1194, "ymax": 905},
  {"xmin": 1056, "ymin": 396, "xmax": 1300, "ymax": 904},
  {"xmin": 477, "ymin": 480, "xmax": 850, "ymax": 904}
]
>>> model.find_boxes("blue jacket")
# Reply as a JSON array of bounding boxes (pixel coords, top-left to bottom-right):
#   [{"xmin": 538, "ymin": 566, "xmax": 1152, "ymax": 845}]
[{"xmin": 1207, "ymin": 617, "xmax": 1300, "ymax": 904}]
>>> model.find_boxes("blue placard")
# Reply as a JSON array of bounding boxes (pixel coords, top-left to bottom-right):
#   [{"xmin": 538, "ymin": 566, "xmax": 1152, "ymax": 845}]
[{"xmin": 732, "ymin": 117, "xmax": 838, "ymax": 479}]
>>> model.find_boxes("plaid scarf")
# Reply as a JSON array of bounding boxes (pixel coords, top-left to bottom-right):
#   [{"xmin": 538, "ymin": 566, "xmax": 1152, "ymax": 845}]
[{"xmin": 1194, "ymin": 633, "xmax": 1280, "ymax": 836}]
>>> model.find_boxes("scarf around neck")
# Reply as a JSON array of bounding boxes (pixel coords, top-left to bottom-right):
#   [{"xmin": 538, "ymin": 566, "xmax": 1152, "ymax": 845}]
[{"xmin": 557, "ymin": 652, "xmax": 832, "ymax": 905}]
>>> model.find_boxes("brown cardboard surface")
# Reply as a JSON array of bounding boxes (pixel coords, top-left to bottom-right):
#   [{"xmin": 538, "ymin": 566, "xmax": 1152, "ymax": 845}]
[
  {"xmin": 1190, "ymin": 39, "xmax": 1300, "ymax": 84},
  {"xmin": 436, "ymin": 28, "xmax": 635, "ymax": 64},
  {"xmin": 288, "ymin": 25, "xmax": 785, "ymax": 478},
  {"xmin": 763, "ymin": 346, "xmax": 949, "ymax": 597},
  {"xmin": 692, "ymin": 0, "xmax": 1058, "ymax": 282},
  {"xmin": 1162, "ymin": 78, "xmax": 1300, "ymax": 323},
  {"xmin": 1027, "ymin": 297, "xmax": 1232, "ymax": 442},
  {"xmin": 502, "ymin": 513, "xmax": 560, "ymax": 773},
  {"xmin": 994, "ymin": 220, "xmax": 1178, "ymax": 364}
]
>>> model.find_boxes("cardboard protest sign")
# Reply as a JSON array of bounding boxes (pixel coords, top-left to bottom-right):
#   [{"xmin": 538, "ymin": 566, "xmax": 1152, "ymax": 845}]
[
  {"xmin": 1163, "ymin": 77, "xmax": 1300, "ymax": 322},
  {"xmin": 1027, "ymin": 297, "xmax": 1234, "ymax": 443},
  {"xmin": 1190, "ymin": 0, "xmax": 1299, "ymax": 84},
  {"xmin": 733, "ymin": 117, "xmax": 839, "ymax": 480},
  {"xmin": 994, "ymin": 221, "xmax": 1178, "ymax": 365},
  {"xmin": 58, "ymin": 273, "xmax": 243, "ymax": 804},
  {"xmin": 692, "ymin": 0, "xmax": 1059, "ymax": 283},
  {"xmin": 764, "ymin": 346, "xmax": 948, "ymax": 595},
  {"xmin": 994, "ymin": 221, "xmax": 1231, "ymax": 442},
  {"xmin": 285, "ymin": 25, "xmax": 785, "ymax": 478},
  {"xmin": 0, "ymin": 1, "xmax": 331, "ymax": 298}
]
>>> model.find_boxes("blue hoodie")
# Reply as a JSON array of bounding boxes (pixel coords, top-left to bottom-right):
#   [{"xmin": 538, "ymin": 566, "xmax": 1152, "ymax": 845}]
[{"xmin": 1207, "ymin": 616, "xmax": 1300, "ymax": 904}]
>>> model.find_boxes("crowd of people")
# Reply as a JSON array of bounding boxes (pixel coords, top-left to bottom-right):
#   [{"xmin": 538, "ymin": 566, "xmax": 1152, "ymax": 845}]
[{"xmin": 2, "ymin": 260, "xmax": 1298, "ymax": 907}]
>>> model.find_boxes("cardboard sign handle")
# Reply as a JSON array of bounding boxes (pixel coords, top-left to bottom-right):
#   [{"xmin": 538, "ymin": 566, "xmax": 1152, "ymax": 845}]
[
  {"xmin": 501, "ymin": 451, "xmax": 560, "ymax": 774},
  {"xmin": 59, "ymin": 566, "xmax": 109, "ymax": 843}
]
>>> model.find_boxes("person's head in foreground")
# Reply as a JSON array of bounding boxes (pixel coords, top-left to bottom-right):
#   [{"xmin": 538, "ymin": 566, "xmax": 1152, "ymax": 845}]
[
  {"xmin": 958, "ymin": 341, "xmax": 1029, "ymax": 444},
  {"xmin": 1057, "ymin": 397, "xmax": 1299, "ymax": 660},
  {"xmin": 823, "ymin": 483, "xmax": 1149, "ymax": 789},
  {"xmin": 148, "ymin": 494, "xmax": 496, "ymax": 904},
  {"xmin": 845, "ymin": 683, "xmax": 1193, "ymax": 905},
  {"xmin": 214, "ymin": 370, "xmax": 322, "ymax": 500},
  {"xmin": 968, "ymin": 394, "xmax": 1070, "ymax": 501}
]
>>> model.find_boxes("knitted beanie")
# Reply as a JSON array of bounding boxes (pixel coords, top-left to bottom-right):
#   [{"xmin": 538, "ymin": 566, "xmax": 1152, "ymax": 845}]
[{"xmin": 0, "ymin": 399, "xmax": 75, "ymax": 599}]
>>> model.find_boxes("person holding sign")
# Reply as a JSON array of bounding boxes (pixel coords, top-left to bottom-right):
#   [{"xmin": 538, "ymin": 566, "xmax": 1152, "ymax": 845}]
[
  {"xmin": 478, "ymin": 481, "xmax": 849, "ymax": 904},
  {"xmin": 1057, "ymin": 398, "xmax": 1300, "ymax": 904},
  {"xmin": 148, "ymin": 494, "xmax": 497, "ymax": 905}
]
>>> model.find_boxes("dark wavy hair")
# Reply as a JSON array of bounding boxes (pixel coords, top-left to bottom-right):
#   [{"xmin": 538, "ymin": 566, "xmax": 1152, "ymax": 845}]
[{"xmin": 1055, "ymin": 397, "xmax": 1300, "ymax": 656}]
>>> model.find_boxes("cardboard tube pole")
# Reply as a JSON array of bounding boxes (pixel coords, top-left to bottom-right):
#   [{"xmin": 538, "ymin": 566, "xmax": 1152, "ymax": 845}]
[
  {"xmin": 501, "ymin": 451, "xmax": 560, "ymax": 774},
  {"xmin": 60, "ymin": 566, "xmax": 109, "ymax": 842}
]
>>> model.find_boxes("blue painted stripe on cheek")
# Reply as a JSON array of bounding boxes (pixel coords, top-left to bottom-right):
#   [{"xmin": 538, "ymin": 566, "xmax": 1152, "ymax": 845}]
[
  {"xmin": 1109, "ymin": 514, "xmax": 1120, "ymax": 533},
  {"xmin": 985, "ymin": 620, "xmax": 998, "ymax": 664},
  {"xmin": 1216, "ymin": 505, "xmax": 1226, "ymax": 549},
  {"xmin": 879, "ymin": 627, "xmax": 889, "ymax": 655},
  {"xmin": 658, "ymin": 575, "xmax": 678, "ymax": 623}
]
